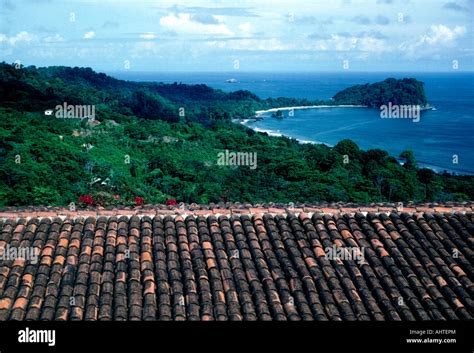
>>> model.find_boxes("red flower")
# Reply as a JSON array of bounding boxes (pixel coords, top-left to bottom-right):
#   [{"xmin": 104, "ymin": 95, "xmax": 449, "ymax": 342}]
[
  {"xmin": 113, "ymin": 194, "xmax": 120, "ymax": 199},
  {"xmin": 79, "ymin": 195, "xmax": 94, "ymax": 205},
  {"xmin": 166, "ymin": 198, "xmax": 178, "ymax": 206},
  {"xmin": 134, "ymin": 196, "xmax": 144, "ymax": 206}
]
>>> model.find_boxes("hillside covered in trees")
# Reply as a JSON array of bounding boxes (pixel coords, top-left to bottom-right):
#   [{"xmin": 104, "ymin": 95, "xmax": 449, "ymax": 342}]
[
  {"xmin": 0, "ymin": 63, "xmax": 472, "ymax": 207},
  {"xmin": 332, "ymin": 78, "xmax": 428, "ymax": 107},
  {"xmin": 0, "ymin": 63, "xmax": 319, "ymax": 126}
]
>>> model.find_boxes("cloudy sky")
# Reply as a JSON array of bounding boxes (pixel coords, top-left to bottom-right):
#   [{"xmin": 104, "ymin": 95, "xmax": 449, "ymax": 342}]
[{"xmin": 0, "ymin": 0, "xmax": 473, "ymax": 72}]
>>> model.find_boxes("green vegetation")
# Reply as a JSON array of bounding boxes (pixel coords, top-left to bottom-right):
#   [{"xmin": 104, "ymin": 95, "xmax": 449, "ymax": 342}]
[
  {"xmin": 0, "ymin": 63, "xmax": 319, "ymax": 125},
  {"xmin": 332, "ymin": 78, "xmax": 428, "ymax": 107},
  {"xmin": 0, "ymin": 63, "xmax": 472, "ymax": 207}
]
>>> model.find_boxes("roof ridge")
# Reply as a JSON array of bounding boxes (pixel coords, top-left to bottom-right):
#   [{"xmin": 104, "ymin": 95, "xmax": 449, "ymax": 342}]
[{"xmin": 0, "ymin": 206, "xmax": 472, "ymax": 220}]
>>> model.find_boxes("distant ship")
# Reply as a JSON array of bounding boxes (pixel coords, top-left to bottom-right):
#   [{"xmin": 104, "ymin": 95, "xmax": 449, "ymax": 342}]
[{"xmin": 225, "ymin": 78, "xmax": 238, "ymax": 83}]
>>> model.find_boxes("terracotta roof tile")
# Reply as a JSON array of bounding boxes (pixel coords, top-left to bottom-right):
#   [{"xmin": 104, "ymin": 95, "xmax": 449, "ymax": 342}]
[
  {"xmin": 322, "ymin": 208, "xmax": 340, "ymax": 215},
  {"xmin": 303, "ymin": 207, "xmax": 323, "ymax": 213},
  {"xmin": 212, "ymin": 209, "xmax": 231, "ymax": 215},
  {"xmin": 249, "ymin": 208, "xmax": 269, "ymax": 214},
  {"xmin": 0, "ymin": 209, "xmax": 472, "ymax": 321},
  {"xmin": 339, "ymin": 208, "xmax": 359, "ymax": 214},
  {"xmin": 0, "ymin": 212, "xmax": 19, "ymax": 219}
]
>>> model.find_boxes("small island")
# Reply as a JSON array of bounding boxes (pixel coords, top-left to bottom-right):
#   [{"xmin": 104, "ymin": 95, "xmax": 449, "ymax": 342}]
[{"xmin": 332, "ymin": 78, "xmax": 428, "ymax": 108}]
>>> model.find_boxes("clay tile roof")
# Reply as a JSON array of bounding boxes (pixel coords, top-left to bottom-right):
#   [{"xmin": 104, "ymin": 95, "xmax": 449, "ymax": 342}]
[{"xmin": 0, "ymin": 208, "xmax": 473, "ymax": 321}]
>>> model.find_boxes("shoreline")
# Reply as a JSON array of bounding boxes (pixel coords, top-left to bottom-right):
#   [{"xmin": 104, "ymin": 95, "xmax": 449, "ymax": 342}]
[
  {"xmin": 255, "ymin": 104, "xmax": 368, "ymax": 116},
  {"xmin": 239, "ymin": 120, "xmax": 334, "ymax": 147},
  {"xmin": 241, "ymin": 104, "xmax": 369, "ymax": 147},
  {"xmin": 254, "ymin": 103, "xmax": 435, "ymax": 117}
]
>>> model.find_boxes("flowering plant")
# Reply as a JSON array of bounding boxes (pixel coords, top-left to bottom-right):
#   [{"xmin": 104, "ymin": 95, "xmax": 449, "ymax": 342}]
[
  {"xmin": 78, "ymin": 194, "xmax": 94, "ymax": 206},
  {"xmin": 134, "ymin": 196, "xmax": 144, "ymax": 206},
  {"xmin": 166, "ymin": 198, "xmax": 178, "ymax": 206},
  {"xmin": 78, "ymin": 193, "xmax": 145, "ymax": 207}
]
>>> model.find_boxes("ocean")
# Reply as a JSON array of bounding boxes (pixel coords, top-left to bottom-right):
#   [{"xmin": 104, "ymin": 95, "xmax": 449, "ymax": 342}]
[{"xmin": 110, "ymin": 71, "xmax": 474, "ymax": 175}]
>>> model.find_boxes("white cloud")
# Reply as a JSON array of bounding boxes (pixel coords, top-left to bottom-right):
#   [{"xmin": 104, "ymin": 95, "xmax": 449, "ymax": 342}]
[
  {"xmin": 206, "ymin": 38, "xmax": 289, "ymax": 51},
  {"xmin": 160, "ymin": 13, "xmax": 233, "ymax": 36},
  {"xmin": 238, "ymin": 22, "xmax": 253, "ymax": 37},
  {"xmin": 0, "ymin": 31, "xmax": 36, "ymax": 45},
  {"xmin": 206, "ymin": 31, "xmax": 390, "ymax": 53},
  {"xmin": 312, "ymin": 33, "xmax": 390, "ymax": 52},
  {"xmin": 43, "ymin": 34, "xmax": 64, "ymax": 43},
  {"xmin": 83, "ymin": 31, "xmax": 95, "ymax": 39},
  {"xmin": 139, "ymin": 32, "xmax": 157, "ymax": 40},
  {"xmin": 399, "ymin": 24, "xmax": 466, "ymax": 57},
  {"xmin": 422, "ymin": 25, "xmax": 466, "ymax": 45}
]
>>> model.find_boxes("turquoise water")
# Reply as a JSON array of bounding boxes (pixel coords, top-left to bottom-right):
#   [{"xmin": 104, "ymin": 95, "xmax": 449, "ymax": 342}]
[{"xmin": 111, "ymin": 72, "xmax": 474, "ymax": 174}]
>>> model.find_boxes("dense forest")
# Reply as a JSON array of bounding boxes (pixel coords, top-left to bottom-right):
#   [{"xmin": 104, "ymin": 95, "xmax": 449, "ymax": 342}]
[
  {"xmin": 332, "ymin": 78, "xmax": 428, "ymax": 107},
  {"xmin": 0, "ymin": 63, "xmax": 319, "ymax": 126},
  {"xmin": 0, "ymin": 62, "xmax": 472, "ymax": 207}
]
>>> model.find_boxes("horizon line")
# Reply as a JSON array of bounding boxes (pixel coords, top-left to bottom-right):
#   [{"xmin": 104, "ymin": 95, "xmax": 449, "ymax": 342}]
[
  {"xmin": 106, "ymin": 70, "xmax": 474, "ymax": 74},
  {"xmin": 4, "ymin": 62, "xmax": 473, "ymax": 74}
]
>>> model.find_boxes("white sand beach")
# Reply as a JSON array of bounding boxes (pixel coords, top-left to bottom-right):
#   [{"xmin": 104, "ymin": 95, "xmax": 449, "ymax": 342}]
[{"xmin": 255, "ymin": 104, "xmax": 367, "ymax": 116}]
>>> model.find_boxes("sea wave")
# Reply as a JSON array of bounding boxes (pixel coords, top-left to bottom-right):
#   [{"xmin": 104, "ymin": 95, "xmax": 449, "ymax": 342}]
[
  {"xmin": 297, "ymin": 139, "xmax": 333, "ymax": 147},
  {"xmin": 252, "ymin": 127, "xmax": 283, "ymax": 137},
  {"xmin": 240, "ymin": 121, "xmax": 333, "ymax": 147}
]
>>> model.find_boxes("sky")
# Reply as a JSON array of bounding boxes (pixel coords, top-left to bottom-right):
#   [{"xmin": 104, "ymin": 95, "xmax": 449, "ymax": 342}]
[{"xmin": 0, "ymin": 0, "xmax": 473, "ymax": 72}]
